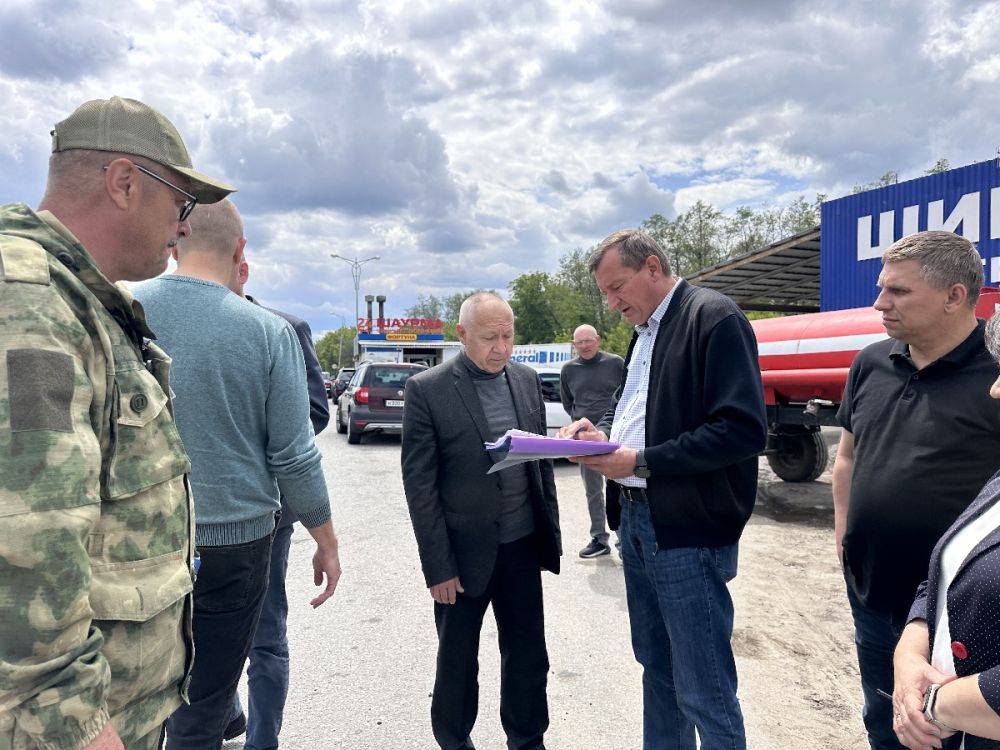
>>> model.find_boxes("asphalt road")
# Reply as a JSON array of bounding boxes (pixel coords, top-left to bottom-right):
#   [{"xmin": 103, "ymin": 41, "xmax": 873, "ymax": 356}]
[{"xmin": 224, "ymin": 426, "xmax": 862, "ymax": 749}]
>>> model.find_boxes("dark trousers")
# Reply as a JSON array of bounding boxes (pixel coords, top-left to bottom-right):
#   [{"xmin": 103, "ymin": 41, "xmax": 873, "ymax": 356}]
[
  {"xmin": 580, "ymin": 464, "xmax": 609, "ymax": 545},
  {"xmin": 846, "ymin": 585, "xmax": 906, "ymax": 750},
  {"xmin": 231, "ymin": 522, "xmax": 294, "ymax": 750},
  {"xmin": 431, "ymin": 535, "xmax": 549, "ymax": 750},
  {"xmin": 166, "ymin": 533, "xmax": 273, "ymax": 750}
]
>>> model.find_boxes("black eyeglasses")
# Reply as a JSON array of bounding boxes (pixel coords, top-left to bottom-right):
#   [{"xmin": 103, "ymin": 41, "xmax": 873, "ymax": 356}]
[{"xmin": 103, "ymin": 162, "xmax": 198, "ymax": 222}]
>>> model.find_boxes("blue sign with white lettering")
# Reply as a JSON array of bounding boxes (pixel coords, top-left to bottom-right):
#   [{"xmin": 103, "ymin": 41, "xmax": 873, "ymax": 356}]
[
  {"xmin": 821, "ymin": 158, "xmax": 1000, "ymax": 311},
  {"xmin": 510, "ymin": 344, "xmax": 574, "ymax": 368}
]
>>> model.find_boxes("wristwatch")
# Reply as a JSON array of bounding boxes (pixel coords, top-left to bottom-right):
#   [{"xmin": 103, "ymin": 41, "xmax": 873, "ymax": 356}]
[
  {"xmin": 922, "ymin": 683, "xmax": 958, "ymax": 733},
  {"xmin": 633, "ymin": 449, "xmax": 651, "ymax": 479}
]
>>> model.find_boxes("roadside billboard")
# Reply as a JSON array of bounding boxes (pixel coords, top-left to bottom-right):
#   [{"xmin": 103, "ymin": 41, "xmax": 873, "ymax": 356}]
[
  {"xmin": 821, "ymin": 158, "xmax": 1000, "ymax": 311},
  {"xmin": 511, "ymin": 343, "xmax": 574, "ymax": 369}
]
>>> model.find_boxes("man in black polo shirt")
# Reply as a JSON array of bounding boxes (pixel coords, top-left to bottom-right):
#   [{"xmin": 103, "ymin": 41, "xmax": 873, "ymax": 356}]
[{"xmin": 833, "ymin": 230, "xmax": 1000, "ymax": 749}]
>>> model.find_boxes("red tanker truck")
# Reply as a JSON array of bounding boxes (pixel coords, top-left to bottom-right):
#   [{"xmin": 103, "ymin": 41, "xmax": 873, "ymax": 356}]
[{"xmin": 750, "ymin": 288, "xmax": 1000, "ymax": 482}]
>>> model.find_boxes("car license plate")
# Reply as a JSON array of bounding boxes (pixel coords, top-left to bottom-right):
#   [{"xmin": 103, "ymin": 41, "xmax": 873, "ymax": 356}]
[{"xmin": 386, "ymin": 399, "xmax": 405, "ymax": 407}]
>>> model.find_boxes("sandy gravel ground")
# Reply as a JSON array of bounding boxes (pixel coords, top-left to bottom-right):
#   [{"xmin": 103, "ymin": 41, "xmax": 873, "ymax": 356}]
[{"xmin": 221, "ymin": 429, "xmax": 867, "ymax": 749}]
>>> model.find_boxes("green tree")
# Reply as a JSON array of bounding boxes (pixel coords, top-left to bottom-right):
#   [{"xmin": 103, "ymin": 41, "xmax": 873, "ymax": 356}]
[
  {"xmin": 555, "ymin": 248, "xmax": 620, "ymax": 336},
  {"xmin": 725, "ymin": 206, "xmax": 774, "ymax": 257},
  {"xmin": 508, "ymin": 272, "xmax": 560, "ymax": 344},
  {"xmin": 405, "ymin": 294, "xmax": 444, "ymax": 320},
  {"xmin": 926, "ymin": 158, "xmax": 950, "ymax": 175},
  {"xmin": 852, "ymin": 170, "xmax": 899, "ymax": 194},
  {"xmin": 781, "ymin": 195, "xmax": 824, "ymax": 234},
  {"xmin": 642, "ymin": 213, "xmax": 686, "ymax": 279},
  {"xmin": 601, "ymin": 317, "xmax": 635, "ymax": 357},
  {"xmin": 315, "ymin": 327, "xmax": 356, "ymax": 372},
  {"xmin": 548, "ymin": 283, "xmax": 588, "ymax": 340},
  {"xmin": 442, "ymin": 292, "xmax": 468, "ymax": 324},
  {"xmin": 672, "ymin": 200, "xmax": 725, "ymax": 273}
]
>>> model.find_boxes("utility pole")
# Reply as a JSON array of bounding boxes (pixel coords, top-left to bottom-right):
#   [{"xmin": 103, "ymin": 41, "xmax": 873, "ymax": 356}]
[{"xmin": 330, "ymin": 253, "xmax": 381, "ymax": 332}]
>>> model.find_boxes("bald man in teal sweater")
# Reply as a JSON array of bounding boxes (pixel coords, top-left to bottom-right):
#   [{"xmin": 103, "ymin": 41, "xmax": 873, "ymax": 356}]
[{"xmin": 134, "ymin": 198, "xmax": 341, "ymax": 750}]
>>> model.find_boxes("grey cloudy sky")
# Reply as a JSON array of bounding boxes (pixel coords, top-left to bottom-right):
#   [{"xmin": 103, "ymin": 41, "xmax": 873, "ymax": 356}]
[{"xmin": 3, "ymin": 0, "xmax": 1000, "ymax": 334}]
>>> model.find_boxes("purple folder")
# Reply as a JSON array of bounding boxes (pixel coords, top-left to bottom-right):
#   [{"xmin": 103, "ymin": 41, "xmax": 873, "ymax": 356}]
[{"xmin": 484, "ymin": 429, "xmax": 620, "ymax": 474}]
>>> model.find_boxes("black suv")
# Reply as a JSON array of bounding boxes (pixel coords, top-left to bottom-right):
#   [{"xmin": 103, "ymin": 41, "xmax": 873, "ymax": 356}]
[
  {"xmin": 335, "ymin": 362, "xmax": 426, "ymax": 444},
  {"xmin": 331, "ymin": 367, "xmax": 355, "ymax": 404}
]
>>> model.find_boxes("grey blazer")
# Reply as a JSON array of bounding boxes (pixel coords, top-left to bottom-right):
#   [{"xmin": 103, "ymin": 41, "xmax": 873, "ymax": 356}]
[{"xmin": 401, "ymin": 356, "xmax": 561, "ymax": 597}]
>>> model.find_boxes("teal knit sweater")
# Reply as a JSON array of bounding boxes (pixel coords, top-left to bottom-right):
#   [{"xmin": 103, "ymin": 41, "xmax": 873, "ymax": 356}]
[{"xmin": 134, "ymin": 275, "xmax": 331, "ymax": 546}]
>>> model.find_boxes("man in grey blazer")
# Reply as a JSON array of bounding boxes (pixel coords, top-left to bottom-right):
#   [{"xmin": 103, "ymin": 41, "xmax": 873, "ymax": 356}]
[{"xmin": 401, "ymin": 292, "xmax": 561, "ymax": 750}]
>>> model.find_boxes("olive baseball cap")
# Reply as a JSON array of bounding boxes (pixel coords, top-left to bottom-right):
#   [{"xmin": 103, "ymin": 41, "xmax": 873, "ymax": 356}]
[{"xmin": 51, "ymin": 96, "xmax": 235, "ymax": 204}]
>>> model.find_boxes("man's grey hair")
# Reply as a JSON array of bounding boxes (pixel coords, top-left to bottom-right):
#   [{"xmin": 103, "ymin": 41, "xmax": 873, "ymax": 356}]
[
  {"xmin": 587, "ymin": 229, "xmax": 671, "ymax": 276},
  {"xmin": 43, "ymin": 149, "xmax": 119, "ymax": 205},
  {"xmin": 986, "ymin": 313, "xmax": 1000, "ymax": 363},
  {"xmin": 43, "ymin": 149, "xmax": 192, "ymax": 206},
  {"xmin": 178, "ymin": 198, "xmax": 244, "ymax": 258},
  {"xmin": 882, "ymin": 230, "xmax": 984, "ymax": 308},
  {"xmin": 458, "ymin": 291, "xmax": 512, "ymax": 327}
]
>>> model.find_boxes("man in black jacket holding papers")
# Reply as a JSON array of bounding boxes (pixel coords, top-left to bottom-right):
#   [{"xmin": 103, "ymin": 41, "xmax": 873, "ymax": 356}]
[
  {"xmin": 560, "ymin": 229, "xmax": 767, "ymax": 750},
  {"xmin": 401, "ymin": 291, "xmax": 561, "ymax": 750}
]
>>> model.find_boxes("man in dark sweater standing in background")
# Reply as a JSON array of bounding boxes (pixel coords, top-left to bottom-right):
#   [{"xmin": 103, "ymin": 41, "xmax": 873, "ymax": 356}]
[{"xmin": 560, "ymin": 324, "xmax": 624, "ymax": 558}]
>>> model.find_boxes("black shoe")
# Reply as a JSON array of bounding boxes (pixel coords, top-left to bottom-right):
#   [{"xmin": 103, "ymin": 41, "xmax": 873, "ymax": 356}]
[
  {"xmin": 579, "ymin": 538, "xmax": 611, "ymax": 558},
  {"xmin": 223, "ymin": 712, "xmax": 247, "ymax": 741}
]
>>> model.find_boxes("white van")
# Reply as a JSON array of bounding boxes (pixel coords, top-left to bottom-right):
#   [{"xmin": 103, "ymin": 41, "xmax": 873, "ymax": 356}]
[{"xmin": 533, "ymin": 367, "xmax": 571, "ymax": 437}]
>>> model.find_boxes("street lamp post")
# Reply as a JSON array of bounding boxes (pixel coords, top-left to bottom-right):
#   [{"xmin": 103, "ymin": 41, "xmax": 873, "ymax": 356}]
[{"xmin": 330, "ymin": 253, "xmax": 381, "ymax": 333}]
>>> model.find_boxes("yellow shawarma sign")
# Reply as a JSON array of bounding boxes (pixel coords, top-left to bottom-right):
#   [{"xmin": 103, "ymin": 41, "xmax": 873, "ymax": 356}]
[{"xmin": 386, "ymin": 333, "xmax": 418, "ymax": 341}]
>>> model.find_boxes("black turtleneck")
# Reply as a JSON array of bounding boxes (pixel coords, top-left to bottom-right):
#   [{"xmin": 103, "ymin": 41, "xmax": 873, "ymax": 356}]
[
  {"xmin": 460, "ymin": 351, "xmax": 503, "ymax": 380},
  {"xmin": 460, "ymin": 351, "xmax": 534, "ymax": 543}
]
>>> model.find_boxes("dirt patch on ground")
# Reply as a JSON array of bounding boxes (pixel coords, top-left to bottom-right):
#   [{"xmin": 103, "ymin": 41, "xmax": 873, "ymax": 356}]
[{"xmin": 734, "ymin": 438, "xmax": 868, "ymax": 749}]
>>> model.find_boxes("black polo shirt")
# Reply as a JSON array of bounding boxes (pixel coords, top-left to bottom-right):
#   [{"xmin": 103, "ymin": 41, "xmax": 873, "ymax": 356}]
[{"xmin": 838, "ymin": 320, "xmax": 1000, "ymax": 621}]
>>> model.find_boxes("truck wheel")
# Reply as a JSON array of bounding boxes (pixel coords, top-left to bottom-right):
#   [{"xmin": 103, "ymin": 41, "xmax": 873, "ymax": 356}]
[
  {"xmin": 767, "ymin": 430, "xmax": 828, "ymax": 482},
  {"xmin": 336, "ymin": 408, "xmax": 347, "ymax": 434},
  {"xmin": 347, "ymin": 418, "xmax": 362, "ymax": 445}
]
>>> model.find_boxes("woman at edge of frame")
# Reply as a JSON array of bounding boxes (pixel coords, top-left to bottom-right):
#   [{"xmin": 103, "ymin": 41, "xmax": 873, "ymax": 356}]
[{"xmin": 893, "ymin": 312, "xmax": 1000, "ymax": 749}]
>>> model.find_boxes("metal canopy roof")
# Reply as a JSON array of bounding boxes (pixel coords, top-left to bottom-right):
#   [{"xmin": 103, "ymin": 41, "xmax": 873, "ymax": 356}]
[{"xmin": 686, "ymin": 226, "xmax": 821, "ymax": 313}]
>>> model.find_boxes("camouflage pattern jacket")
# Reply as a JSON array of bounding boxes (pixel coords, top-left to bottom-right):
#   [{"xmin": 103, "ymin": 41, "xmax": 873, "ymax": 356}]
[{"xmin": 0, "ymin": 204, "xmax": 195, "ymax": 749}]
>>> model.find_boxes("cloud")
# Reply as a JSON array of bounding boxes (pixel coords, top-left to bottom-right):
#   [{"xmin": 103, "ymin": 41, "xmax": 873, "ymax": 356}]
[
  {"xmin": 613, "ymin": 0, "xmax": 801, "ymax": 27},
  {"xmin": 0, "ymin": 0, "xmax": 129, "ymax": 82},
  {"xmin": 6, "ymin": 0, "xmax": 1000, "ymax": 335},
  {"xmin": 201, "ymin": 46, "xmax": 462, "ymax": 218},
  {"xmin": 542, "ymin": 169, "xmax": 572, "ymax": 195},
  {"xmin": 570, "ymin": 172, "xmax": 676, "ymax": 236},
  {"xmin": 675, "ymin": 178, "xmax": 776, "ymax": 212}
]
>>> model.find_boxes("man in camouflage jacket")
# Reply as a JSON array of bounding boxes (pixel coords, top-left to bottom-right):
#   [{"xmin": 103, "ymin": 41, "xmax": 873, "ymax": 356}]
[{"xmin": 0, "ymin": 97, "xmax": 233, "ymax": 750}]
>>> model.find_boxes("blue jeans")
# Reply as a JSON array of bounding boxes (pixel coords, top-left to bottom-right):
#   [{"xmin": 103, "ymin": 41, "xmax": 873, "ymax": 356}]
[
  {"xmin": 231, "ymin": 522, "xmax": 294, "ymax": 750},
  {"xmin": 846, "ymin": 585, "xmax": 906, "ymax": 750},
  {"xmin": 620, "ymin": 498, "xmax": 745, "ymax": 750}
]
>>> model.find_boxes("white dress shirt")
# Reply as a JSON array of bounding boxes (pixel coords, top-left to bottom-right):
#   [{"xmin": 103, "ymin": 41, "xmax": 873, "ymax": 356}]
[{"xmin": 610, "ymin": 280, "xmax": 682, "ymax": 488}]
